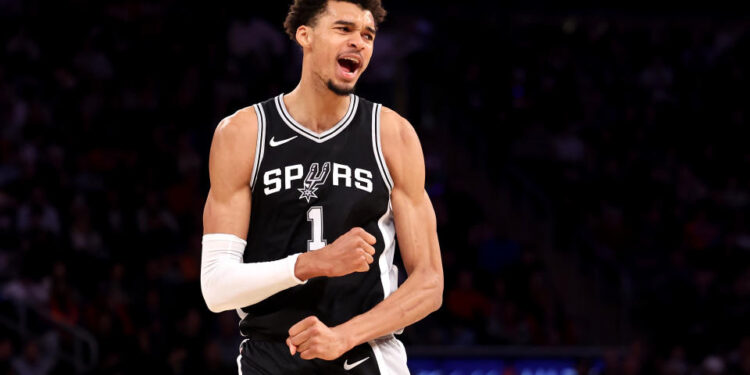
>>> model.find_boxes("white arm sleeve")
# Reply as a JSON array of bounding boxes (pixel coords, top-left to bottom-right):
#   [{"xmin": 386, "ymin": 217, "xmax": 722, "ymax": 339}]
[{"xmin": 200, "ymin": 233, "xmax": 308, "ymax": 313}]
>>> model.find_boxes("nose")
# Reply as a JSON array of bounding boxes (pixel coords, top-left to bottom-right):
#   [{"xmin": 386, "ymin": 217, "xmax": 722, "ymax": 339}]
[{"xmin": 348, "ymin": 35, "xmax": 365, "ymax": 50}]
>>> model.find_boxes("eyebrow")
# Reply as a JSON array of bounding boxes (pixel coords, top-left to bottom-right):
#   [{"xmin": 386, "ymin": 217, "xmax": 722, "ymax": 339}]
[{"xmin": 332, "ymin": 20, "xmax": 377, "ymax": 34}]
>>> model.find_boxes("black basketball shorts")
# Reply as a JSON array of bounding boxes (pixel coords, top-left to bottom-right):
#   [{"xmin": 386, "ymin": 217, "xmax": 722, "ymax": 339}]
[{"xmin": 236, "ymin": 334, "xmax": 409, "ymax": 374}]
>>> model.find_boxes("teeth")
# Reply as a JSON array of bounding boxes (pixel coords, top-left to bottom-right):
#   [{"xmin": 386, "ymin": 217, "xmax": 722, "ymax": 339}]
[{"xmin": 341, "ymin": 57, "xmax": 359, "ymax": 64}]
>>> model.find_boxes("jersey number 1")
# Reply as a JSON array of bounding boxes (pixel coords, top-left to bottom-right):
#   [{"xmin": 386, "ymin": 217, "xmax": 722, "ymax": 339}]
[{"xmin": 307, "ymin": 206, "xmax": 326, "ymax": 251}]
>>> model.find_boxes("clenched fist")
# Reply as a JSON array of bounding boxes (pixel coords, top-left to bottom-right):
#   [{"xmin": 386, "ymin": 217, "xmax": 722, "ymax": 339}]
[
  {"xmin": 286, "ymin": 316, "xmax": 352, "ymax": 360},
  {"xmin": 295, "ymin": 227, "xmax": 376, "ymax": 280}
]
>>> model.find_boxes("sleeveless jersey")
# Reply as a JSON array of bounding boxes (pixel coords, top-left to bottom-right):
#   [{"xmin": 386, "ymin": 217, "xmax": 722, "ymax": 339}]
[{"xmin": 238, "ymin": 93, "xmax": 398, "ymax": 339}]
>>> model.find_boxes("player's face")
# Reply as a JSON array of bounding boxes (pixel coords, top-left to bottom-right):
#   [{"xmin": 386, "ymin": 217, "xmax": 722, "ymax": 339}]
[{"xmin": 305, "ymin": 1, "xmax": 376, "ymax": 96}]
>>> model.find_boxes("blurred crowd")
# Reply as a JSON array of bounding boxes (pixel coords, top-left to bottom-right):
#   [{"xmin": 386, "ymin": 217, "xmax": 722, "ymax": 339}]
[
  {"xmin": 0, "ymin": 1, "xmax": 748, "ymax": 374},
  {"xmin": 506, "ymin": 13, "xmax": 750, "ymax": 375}
]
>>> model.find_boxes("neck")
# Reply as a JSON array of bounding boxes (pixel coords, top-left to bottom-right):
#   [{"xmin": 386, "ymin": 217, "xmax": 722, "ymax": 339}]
[{"xmin": 283, "ymin": 64, "xmax": 351, "ymax": 134}]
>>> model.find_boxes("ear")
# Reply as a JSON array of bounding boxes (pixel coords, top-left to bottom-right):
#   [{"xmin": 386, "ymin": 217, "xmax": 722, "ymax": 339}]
[{"xmin": 296, "ymin": 25, "xmax": 313, "ymax": 48}]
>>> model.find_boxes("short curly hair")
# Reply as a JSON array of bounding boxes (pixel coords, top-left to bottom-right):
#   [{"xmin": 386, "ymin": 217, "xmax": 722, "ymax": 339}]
[{"xmin": 283, "ymin": 0, "xmax": 387, "ymax": 43}]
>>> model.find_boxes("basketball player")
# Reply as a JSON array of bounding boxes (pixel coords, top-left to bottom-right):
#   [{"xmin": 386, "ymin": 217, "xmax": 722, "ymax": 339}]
[{"xmin": 200, "ymin": 0, "xmax": 443, "ymax": 373}]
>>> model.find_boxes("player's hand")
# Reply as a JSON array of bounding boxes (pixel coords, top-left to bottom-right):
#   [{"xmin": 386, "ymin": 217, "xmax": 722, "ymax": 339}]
[
  {"xmin": 296, "ymin": 227, "xmax": 376, "ymax": 279},
  {"xmin": 319, "ymin": 227, "xmax": 376, "ymax": 277},
  {"xmin": 286, "ymin": 316, "xmax": 352, "ymax": 360}
]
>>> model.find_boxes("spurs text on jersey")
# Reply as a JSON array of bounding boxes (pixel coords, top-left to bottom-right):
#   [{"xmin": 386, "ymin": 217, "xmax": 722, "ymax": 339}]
[{"xmin": 263, "ymin": 162, "xmax": 373, "ymax": 202}]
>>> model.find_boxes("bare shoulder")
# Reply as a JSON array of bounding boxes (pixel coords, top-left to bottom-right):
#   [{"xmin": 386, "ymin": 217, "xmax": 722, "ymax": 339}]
[
  {"xmin": 209, "ymin": 105, "xmax": 259, "ymax": 186},
  {"xmin": 379, "ymin": 105, "xmax": 418, "ymax": 146},
  {"xmin": 379, "ymin": 106, "xmax": 422, "ymax": 159},
  {"xmin": 379, "ymin": 105, "xmax": 424, "ymax": 189},
  {"xmin": 214, "ymin": 105, "xmax": 258, "ymax": 141}
]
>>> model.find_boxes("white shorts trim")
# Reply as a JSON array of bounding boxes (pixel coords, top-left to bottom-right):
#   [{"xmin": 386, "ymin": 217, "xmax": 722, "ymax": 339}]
[{"xmin": 368, "ymin": 335, "xmax": 409, "ymax": 374}]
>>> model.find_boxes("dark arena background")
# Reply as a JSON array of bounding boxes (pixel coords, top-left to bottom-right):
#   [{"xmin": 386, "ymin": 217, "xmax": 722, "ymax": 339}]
[{"xmin": 1, "ymin": 1, "xmax": 749, "ymax": 374}]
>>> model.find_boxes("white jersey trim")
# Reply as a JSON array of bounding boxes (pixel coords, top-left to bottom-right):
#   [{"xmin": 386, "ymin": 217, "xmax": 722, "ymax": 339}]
[
  {"xmin": 372, "ymin": 103, "xmax": 394, "ymax": 192},
  {"xmin": 377, "ymin": 198, "xmax": 397, "ymax": 300},
  {"xmin": 249, "ymin": 103, "xmax": 266, "ymax": 190},
  {"xmin": 274, "ymin": 93, "xmax": 359, "ymax": 143},
  {"xmin": 376, "ymin": 197, "xmax": 403, "ymax": 336},
  {"xmin": 236, "ymin": 307, "xmax": 247, "ymax": 320},
  {"xmin": 236, "ymin": 338, "xmax": 248, "ymax": 375}
]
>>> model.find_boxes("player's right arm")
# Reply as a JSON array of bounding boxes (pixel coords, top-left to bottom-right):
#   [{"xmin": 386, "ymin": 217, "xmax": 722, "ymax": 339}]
[
  {"xmin": 203, "ymin": 107, "xmax": 256, "ymax": 239},
  {"xmin": 201, "ymin": 107, "xmax": 376, "ymax": 313},
  {"xmin": 202, "ymin": 106, "xmax": 305, "ymax": 314}
]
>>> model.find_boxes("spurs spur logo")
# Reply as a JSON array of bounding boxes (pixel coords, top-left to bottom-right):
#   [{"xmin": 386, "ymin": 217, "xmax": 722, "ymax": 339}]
[
  {"xmin": 262, "ymin": 162, "xmax": 374, "ymax": 198},
  {"xmin": 298, "ymin": 162, "xmax": 331, "ymax": 203}
]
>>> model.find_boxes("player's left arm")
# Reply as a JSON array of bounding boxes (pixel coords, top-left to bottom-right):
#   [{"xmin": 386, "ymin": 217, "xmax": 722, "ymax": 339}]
[{"xmin": 286, "ymin": 107, "xmax": 444, "ymax": 360}]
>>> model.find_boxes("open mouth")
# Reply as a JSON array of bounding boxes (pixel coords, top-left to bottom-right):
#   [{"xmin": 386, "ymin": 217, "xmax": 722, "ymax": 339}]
[{"xmin": 337, "ymin": 56, "xmax": 361, "ymax": 78}]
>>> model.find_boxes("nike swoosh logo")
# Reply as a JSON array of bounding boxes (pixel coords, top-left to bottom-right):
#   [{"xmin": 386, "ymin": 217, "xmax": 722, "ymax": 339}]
[
  {"xmin": 269, "ymin": 136, "xmax": 297, "ymax": 147},
  {"xmin": 343, "ymin": 356, "xmax": 370, "ymax": 370}
]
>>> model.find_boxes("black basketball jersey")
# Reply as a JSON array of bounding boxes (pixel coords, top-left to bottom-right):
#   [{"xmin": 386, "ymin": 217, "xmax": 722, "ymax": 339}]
[{"xmin": 238, "ymin": 93, "xmax": 398, "ymax": 339}]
